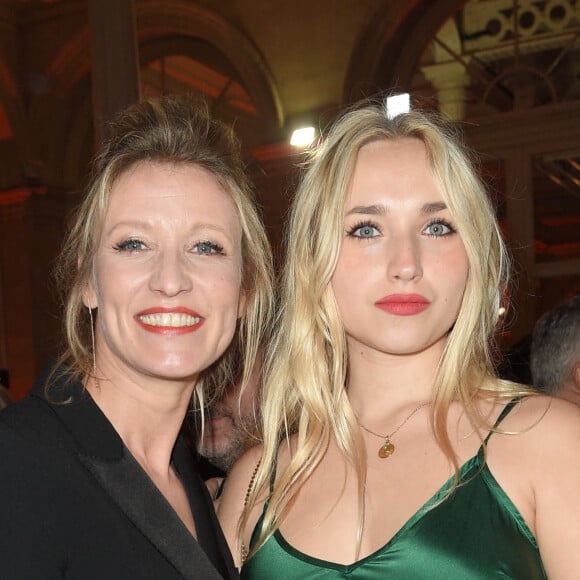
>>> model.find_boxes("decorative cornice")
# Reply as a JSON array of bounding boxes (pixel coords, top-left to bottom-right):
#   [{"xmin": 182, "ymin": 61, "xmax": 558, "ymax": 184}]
[
  {"xmin": 464, "ymin": 100, "xmax": 580, "ymax": 155},
  {"xmin": 463, "ymin": 0, "xmax": 580, "ymax": 61}
]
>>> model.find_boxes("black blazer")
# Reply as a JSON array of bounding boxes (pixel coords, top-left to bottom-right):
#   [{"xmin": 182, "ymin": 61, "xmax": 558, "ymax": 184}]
[{"xmin": 0, "ymin": 367, "xmax": 239, "ymax": 580}]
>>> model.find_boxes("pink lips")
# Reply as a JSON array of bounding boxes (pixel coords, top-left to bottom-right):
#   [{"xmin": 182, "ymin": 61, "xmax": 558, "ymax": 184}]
[
  {"xmin": 134, "ymin": 306, "xmax": 204, "ymax": 335},
  {"xmin": 375, "ymin": 294, "xmax": 430, "ymax": 316}
]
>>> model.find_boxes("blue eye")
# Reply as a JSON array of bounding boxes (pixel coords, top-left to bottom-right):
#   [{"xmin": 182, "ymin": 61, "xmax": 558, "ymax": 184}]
[
  {"xmin": 348, "ymin": 222, "xmax": 380, "ymax": 239},
  {"xmin": 424, "ymin": 221, "xmax": 454, "ymax": 237},
  {"xmin": 194, "ymin": 240, "xmax": 224, "ymax": 256},
  {"xmin": 114, "ymin": 239, "xmax": 146, "ymax": 252}
]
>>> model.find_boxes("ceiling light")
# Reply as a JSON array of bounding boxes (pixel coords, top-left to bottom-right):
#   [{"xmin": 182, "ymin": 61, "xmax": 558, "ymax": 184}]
[
  {"xmin": 290, "ymin": 126, "xmax": 316, "ymax": 147},
  {"xmin": 385, "ymin": 93, "xmax": 411, "ymax": 119}
]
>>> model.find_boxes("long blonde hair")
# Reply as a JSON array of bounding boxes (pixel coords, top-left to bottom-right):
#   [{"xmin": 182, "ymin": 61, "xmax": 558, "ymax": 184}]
[
  {"xmin": 53, "ymin": 94, "xmax": 274, "ymax": 408},
  {"xmin": 241, "ymin": 100, "xmax": 526, "ymax": 558}
]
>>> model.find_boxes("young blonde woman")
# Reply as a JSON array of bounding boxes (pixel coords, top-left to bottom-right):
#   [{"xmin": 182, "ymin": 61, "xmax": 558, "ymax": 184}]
[{"xmin": 218, "ymin": 101, "xmax": 580, "ymax": 579}]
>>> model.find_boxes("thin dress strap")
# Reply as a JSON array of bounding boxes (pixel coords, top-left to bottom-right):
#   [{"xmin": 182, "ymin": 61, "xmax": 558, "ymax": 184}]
[
  {"xmin": 243, "ymin": 453, "xmax": 278, "ymax": 561},
  {"xmin": 484, "ymin": 397, "xmax": 523, "ymax": 444}
]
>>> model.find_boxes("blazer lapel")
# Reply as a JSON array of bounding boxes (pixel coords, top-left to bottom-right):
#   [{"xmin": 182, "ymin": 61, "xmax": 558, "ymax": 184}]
[
  {"xmin": 38, "ymin": 371, "xmax": 231, "ymax": 580},
  {"xmin": 173, "ymin": 438, "xmax": 239, "ymax": 580},
  {"xmin": 79, "ymin": 450, "xmax": 224, "ymax": 580}
]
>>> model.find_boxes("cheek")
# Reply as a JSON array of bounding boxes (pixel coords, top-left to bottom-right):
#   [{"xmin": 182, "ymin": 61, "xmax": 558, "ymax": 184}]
[
  {"xmin": 93, "ymin": 263, "xmax": 141, "ymax": 303},
  {"xmin": 212, "ymin": 269, "xmax": 244, "ymax": 310},
  {"xmin": 332, "ymin": 250, "xmax": 370, "ymax": 303},
  {"xmin": 330, "ymin": 270, "xmax": 348, "ymax": 306},
  {"xmin": 330, "ymin": 271, "xmax": 359, "ymax": 325},
  {"xmin": 446, "ymin": 254, "xmax": 469, "ymax": 307}
]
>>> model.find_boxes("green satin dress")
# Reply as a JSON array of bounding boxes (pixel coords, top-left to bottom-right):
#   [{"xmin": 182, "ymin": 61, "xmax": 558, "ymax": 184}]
[{"xmin": 242, "ymin": 400, "xmax": 546, "ymax": 579}]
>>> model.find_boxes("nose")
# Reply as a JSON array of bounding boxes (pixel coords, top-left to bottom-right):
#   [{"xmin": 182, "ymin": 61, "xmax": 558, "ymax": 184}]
[
  {"xmin": 386, "ymin": 233, "xmax": 423, "ymax": 282},
  {"xmin": 149, "ymin": 249, "xmax": 193, "ymax": 296}
]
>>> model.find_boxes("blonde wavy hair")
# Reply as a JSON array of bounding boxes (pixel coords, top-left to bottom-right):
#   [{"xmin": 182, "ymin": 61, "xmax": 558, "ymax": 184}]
[
  {"xmin": 52, "ymin": 94, "xmax": 274, "ymax": 408},
  {"xmin": 241, "ymin": 100, "xmax": 529, "ymax": 558}
]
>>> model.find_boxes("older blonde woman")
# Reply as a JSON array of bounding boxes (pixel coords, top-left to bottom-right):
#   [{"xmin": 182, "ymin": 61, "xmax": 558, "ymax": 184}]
[{"xmin": 0, "ymin": 95, "xmax": 273, "ymax": 579}]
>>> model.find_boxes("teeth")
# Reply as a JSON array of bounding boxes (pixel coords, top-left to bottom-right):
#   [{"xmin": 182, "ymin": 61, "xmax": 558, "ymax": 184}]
[{"xmin": 139, "ymin": 313, "xmax": 200, "ymax": 327}]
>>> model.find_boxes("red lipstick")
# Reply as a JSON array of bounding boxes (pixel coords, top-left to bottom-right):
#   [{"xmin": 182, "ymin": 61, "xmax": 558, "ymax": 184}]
[
  {"xmin": 375, "ymin": 294, "xmax": 430, "ymax": 316},
  {"xmin": 134, "ymin": 307, "xmax": 204, "ymax": 334}
]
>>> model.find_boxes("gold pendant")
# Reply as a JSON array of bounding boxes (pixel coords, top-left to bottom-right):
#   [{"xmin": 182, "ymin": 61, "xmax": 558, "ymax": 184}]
[{"xmin": 378, "ymin": 439, "xmax": 395, "ymax": 458}]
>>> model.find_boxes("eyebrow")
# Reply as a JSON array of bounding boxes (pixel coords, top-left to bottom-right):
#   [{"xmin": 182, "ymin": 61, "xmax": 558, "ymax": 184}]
[
  {"xmin": 421, "ymin": 202, "xmax": 447, "ymax": 214},
  {"xmin": 346, "ymin": 204, "xmax": 385, "ymax": 216},
  {"xmin": 346, "ymin": 201, "xmax": 448, "ymax": 216},
  {"xmin": 105, "ymin": 220, "xmax": 234, "ymax": 238}
]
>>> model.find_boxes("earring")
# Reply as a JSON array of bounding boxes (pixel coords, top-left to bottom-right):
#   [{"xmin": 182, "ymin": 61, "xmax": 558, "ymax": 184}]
[{"xmin": 88, "ymin": 305, "xmax": 97, "ymax": 377}]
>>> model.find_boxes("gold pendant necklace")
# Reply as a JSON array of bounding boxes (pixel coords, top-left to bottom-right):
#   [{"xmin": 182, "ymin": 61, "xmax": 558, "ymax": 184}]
[{"xmin": 358, "ymin": 402, "xmax": 430, "ymax": 459}]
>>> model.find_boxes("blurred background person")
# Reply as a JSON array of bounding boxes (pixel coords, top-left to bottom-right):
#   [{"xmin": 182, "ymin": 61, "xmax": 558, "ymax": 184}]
[
  {"xmin": 183, "ymin": 338, "xmax": 263, "ymax": 505},
  {"xmin": 197, "ymin": 341, "xmax": 262, "ymax": 479},
  {"xmin": 497, "ymin": 334, "xmax": 532, "ymax": 385},
  {"xmin": 531, "ymin": 294, "xmax": 580, "ymax": 405}
]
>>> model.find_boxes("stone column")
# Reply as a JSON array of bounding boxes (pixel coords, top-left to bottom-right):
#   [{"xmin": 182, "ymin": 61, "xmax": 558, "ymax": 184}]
[
  {"xmin": 88, "ymin": 0, "xmax": 141, "ymax": 144},
  {"xmin": 422, "ymin": 61, "xmax": 471, "ymax": 121},
  {"xmin": 27, "ymin": 187, "xmax": 76, "ymax": 375},
  {"xmin": 0, "ymin": 190, "xmax": 36, "ymax": 400}
]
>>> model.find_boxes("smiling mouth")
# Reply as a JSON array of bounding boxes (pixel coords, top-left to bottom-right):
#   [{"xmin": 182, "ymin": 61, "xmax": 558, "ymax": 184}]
[{"xmin": 138, "ymin": 313, "xmax": 201, "ymax": 327}]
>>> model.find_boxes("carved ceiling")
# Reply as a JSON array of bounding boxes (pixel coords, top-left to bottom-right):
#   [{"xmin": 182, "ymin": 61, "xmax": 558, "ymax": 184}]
[{"xmin": 1, "ymin": 0, "xmax": 579, "ymax": 292}]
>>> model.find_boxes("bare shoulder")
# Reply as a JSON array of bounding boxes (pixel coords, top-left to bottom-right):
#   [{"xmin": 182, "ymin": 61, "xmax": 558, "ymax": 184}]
[
  {"xmin": 526, "ymin": 396, "xmax": 580, "ymax": 579},
  {"xmin": 489, "ymin": 395, "xmax": 580, "ymax": 578},
  {"xmin": 513, "ymin": 394, "xmax": 580, "ymax": 484},
  {"xmin": 490, "ymin": 395, "xmax": 580, "ymax": 479},
  {"xmin": 217, "ymin": 444, "xmax": 263, "ymax": 566},
  {"xmin": 217, "ymin": 437, "xmax": 296, "ymax": 565},
  {"xmin": 220, "ymin": 444, "xmax": 263, "ymax": 506},
  {"xmin": 500, "ymin": 394, "xmax": 580, "ymax": 444}
]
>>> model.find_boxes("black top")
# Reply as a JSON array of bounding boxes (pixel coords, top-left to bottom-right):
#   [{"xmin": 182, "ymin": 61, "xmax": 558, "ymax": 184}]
[{"xmin": 0, "ymin": 365, "xmax": 239, "ymax": 580}]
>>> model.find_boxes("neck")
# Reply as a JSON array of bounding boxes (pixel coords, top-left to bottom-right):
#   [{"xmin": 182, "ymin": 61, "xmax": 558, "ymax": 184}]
[
  {"xmin": 86, "ymin": 366, "xmax": 195, "ymax": 474},
  {"xmin": 347, "ymin": 341, "xmax": 443, "ymax": 420}
]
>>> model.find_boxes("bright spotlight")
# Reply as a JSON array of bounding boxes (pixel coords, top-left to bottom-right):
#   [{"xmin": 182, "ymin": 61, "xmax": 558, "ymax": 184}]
[
  {"xmin": 290, "ymin": 126, "xmax": 316, "ymax": 147},
  {"xmin": 385, "ymin": 93, "xmax": 411, "ymax": 119}
]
